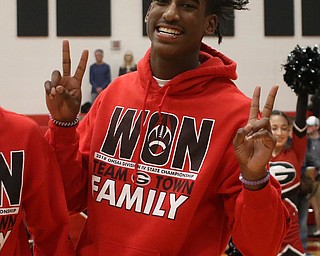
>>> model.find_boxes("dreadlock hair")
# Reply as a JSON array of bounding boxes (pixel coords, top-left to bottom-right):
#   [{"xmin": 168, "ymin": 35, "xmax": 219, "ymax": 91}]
[{"xmin": 206, "ymin": 0, "xmax": 249, "ymax": 44}]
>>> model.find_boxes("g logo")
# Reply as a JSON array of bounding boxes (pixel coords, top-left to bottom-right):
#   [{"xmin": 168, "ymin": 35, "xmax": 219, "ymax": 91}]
[
  {"xmin": 131, "ymin": 172, "xmax": 151, "ymax": 186},
  {"xmin": 270, "ymin": 162, "xmax": 296, "ymax": 186}
]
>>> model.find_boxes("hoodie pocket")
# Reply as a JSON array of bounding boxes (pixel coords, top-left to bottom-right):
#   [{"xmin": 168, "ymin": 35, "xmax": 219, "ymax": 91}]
[{"xmin": 77, "ymin": 240, "xmax": 161, "ymax": 256}]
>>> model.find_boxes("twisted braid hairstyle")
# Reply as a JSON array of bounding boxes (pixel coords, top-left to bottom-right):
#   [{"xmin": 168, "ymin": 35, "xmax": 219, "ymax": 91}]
[{"xmin": 206, "ymin": 0, "xmax": 249, "ymax": 44}]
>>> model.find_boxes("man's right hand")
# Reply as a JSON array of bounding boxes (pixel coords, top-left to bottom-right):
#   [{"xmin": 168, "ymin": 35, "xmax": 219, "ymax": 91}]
[{"xmin": 44, "ymin": 40, "xmax": 89, "ymax": 122}]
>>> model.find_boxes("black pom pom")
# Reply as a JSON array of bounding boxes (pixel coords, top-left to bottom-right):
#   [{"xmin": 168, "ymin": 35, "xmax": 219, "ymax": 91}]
[
  {"xmin": 225, "ymin": 239, "xmax": 243, "ymax": 256},
  {"xmin": 283, "ymin": 44, "xmax": 320, "ymax": 94}
]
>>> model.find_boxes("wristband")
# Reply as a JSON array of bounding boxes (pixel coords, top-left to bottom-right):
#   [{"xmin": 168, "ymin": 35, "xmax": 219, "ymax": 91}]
[
  {"xmin": 239, "ymin": 172, "xmax": 270, "ymax": 186},
  {"xmin": 49, "ymin": 114, "xmax": 79, "ymax": 127}
]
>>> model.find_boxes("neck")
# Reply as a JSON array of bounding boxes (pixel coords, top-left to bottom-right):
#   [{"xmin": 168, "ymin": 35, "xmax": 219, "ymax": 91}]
[
  {"xmin": 272, "ymin": 145, "xmax": 284, "ymax": 157},
  {"xmin": 150, "ymin": 50, "xmax": 200, "ymax": 80}
]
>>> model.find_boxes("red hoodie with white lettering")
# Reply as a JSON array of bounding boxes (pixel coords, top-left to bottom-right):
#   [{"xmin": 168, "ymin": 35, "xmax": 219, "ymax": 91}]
[
  {"xmin": 0, "ymin": 108, "xmax": 74, "ymax": 256},
  {"xmin": 46, "ymin": 43, "xmax": 289, "ymax": 256}
]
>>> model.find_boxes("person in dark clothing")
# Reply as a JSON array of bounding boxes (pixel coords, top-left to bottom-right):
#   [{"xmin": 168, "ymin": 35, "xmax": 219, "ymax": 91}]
[
  {"xmin": 89, "ymin": 49, "xmax": 111, "ymax": 102},
  {"xmin": 118, "ymin": 50, "xmax": 137, "ymax": 76}
]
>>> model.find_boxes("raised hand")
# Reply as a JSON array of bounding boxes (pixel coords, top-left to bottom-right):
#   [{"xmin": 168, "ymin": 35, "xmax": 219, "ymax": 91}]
[
  {"xmin": 44, "ymin": 40, "xmax": 89, "ymax": 122},
  {"xmin": 233, "ymin": 86, "xmax": 279, "ymax": 189}
]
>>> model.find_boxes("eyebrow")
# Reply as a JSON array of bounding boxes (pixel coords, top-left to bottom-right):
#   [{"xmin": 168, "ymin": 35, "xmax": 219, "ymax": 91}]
[{"xmin": 182, "ymin": 0, "xmax": 201, "ymax": 5}]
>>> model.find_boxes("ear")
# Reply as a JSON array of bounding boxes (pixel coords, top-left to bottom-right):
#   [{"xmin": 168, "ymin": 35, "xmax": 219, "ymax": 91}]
[
  {"xmin": 145, "ymin": 11, "xmax": 149, "ymax": 23},
  {"xmin": 145, "ymin": 2, "xmax": 153, "ymax": 23},
  {"xmin": 204, "ymin": 14, "xmax": 218, "ymax": 36}
]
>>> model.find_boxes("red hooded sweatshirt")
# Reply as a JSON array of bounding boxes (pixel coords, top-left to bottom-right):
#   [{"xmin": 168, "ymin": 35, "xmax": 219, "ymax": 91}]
[
  {"xmin": 47, "ymin": 43, "xmax": 289, "ymax": 256},
  {"xmin": 0, "ymin": 108, "xmax": 74, "ymax": 255}
]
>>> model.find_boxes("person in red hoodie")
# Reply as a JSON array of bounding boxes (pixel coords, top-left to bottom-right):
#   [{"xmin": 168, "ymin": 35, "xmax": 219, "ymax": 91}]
[
  {"xmin": 0, "ymin": 107, "xmax": 74, "ymax": 255},
  {"xmin": 44, "ymin": 0, "xmax": 289, "ymax": 255}
]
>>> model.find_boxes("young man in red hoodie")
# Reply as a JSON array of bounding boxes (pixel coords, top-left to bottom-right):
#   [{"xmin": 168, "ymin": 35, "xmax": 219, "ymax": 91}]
[
  {"xmin": 44, "ymin": 0, "xmax": 289, "ymax": 255},
  {"xmin": 0, "ymin": 108, "xmax": 74, "ymax": 255}
]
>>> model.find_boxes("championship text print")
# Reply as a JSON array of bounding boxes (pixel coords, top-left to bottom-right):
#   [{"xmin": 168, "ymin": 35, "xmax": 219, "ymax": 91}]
[{"xmin": 92, "ymin": 107, "xmax": 215, "ymax": 220}]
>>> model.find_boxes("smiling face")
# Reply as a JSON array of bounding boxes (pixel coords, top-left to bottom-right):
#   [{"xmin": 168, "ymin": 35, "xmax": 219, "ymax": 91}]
[
  {"xmin": 270, "ymin": 114, "xmax": 291, "ymax": 150},
  {"xmin": 146, "ymin": 0, "xmax": 217, "ymax": 59}
]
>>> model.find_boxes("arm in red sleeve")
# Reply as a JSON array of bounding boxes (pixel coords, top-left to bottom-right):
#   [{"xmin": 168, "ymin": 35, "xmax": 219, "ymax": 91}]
[
  {"xmin": 232, "ymin": 177, "xmax": 290, "ymax": 255},
  {"xmin": 219, "ymin": 146, "xmax": 289, "ymax": 255},
  {"xmin": 24, "ymin": 128, "xmax": 74, "ymax": 255},
  {"xmin": 45, "ymin": 117, "xmax": 90, "ymax": 213}
]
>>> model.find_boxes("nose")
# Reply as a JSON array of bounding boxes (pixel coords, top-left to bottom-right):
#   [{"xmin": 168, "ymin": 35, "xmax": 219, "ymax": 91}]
[
  {"xmin": 273, "ymin": 128, "xmax": 282, "ymax": 136},
  {"xmin": 163, "ymin": 3, "xmax": 180, "ymax": 22}
]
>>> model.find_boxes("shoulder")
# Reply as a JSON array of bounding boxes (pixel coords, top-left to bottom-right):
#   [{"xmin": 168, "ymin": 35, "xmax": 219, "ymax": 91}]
[
  {"xmin": 115, "ymin": 71, "xmax": 138, "ymax": 81},
  {"xmin": 212, "ymin": 80, "xmax": 251, "ymax": 109},
  {"xmin": 0, "ymin": 108, "xmax": 44, "ymax": 137},
  {"xmin": 1, "ymin": 108, "xmax": 36, "ymax": 125},
  {"xmin": 209, "ymin": 82, "xmax": 252, "ymax": 127}
]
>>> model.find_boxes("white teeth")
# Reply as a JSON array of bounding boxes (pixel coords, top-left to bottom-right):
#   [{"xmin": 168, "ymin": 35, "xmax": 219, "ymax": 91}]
[{"xmin": 158, "ymin": 27, "xmax": 181, "ymax": 35}]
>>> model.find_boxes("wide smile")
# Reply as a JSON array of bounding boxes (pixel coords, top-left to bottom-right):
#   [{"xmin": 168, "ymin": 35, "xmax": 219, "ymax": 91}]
[{"xmin": 156, "ymin": 26, "xmax": 183, "ymax": 39}]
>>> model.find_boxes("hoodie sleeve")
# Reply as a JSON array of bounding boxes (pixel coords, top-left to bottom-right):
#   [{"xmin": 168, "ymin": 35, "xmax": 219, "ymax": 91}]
[
  {"xmin": 46, "ymin": 122, "xmax": 88, "ymax": 213},
  {"xmin": 45, "ymin": 108, "xmax": 97, "ymax": 214},
  {"xmin": 23, "ymin": 127, "xmax": 74, "ymax": 255},
  {"xmin": 218, "ymin": 145, "xmax": 290, "ymax": 255},
  {"xmin": 45, "ymin": 91, "xmax": 103, "ymax": 214},
  {"xmin": 232, "ymin": 179, "xmax": 290, "ymax": 255}
]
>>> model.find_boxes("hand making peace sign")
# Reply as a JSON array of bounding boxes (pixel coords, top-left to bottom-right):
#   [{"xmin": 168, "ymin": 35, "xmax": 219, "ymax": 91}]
[
  {"xmin": 44, "ymin": 40, "xmax": 89, "ymax": 122},
  {"xmin": 233, "ymin": 86, "xmax": 278, "ymax": 190}
]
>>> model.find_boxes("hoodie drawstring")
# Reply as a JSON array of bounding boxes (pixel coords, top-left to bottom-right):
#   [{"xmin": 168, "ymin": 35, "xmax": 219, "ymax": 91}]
[
  {"xmin": 157, "ymin": 85, "xmax": 171, "ymax": 126},
  {"xmin": 132, "ymin": 81, "xmax": 172, "ymax": 188},
  {"xmin": 132, "ymin": 80, "xmax": 151, "ymax": 187}
]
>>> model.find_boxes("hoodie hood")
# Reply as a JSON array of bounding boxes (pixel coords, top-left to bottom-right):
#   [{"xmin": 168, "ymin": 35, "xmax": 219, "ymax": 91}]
[{"xmin": 138, "ymin": 42, "xmax": 238, "ymax": 95}]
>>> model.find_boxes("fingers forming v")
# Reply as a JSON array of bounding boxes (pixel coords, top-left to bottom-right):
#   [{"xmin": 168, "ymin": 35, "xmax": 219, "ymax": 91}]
[
  {"xmin": 261, "ymin": 85, "xmax": 279, "ymax": 118},
  {"xmin": 62, "ymin": 40, "xmax": 71, "ymax": 77},
  {"xmin": 248, "ymin": 86, "xmax": 261, "ymax": 122},
  {"xmin": 74, "ymin": 50, "xmax": 89, "ymax": 82}
]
